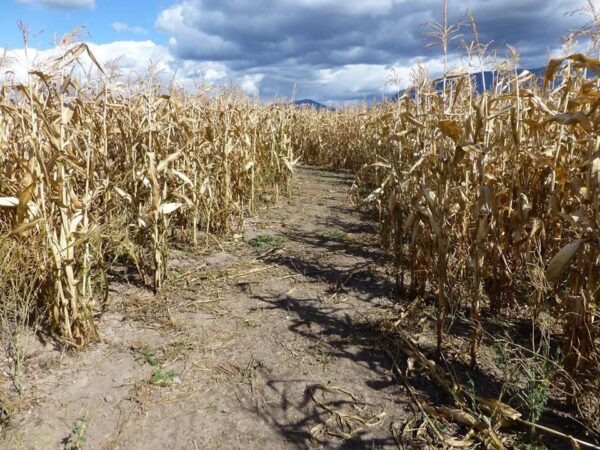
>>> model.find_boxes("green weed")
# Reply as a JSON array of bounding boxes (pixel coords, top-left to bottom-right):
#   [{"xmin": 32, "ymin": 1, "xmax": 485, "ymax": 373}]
[
  {"xmin": 63, "ymin": 419, "xmax": 86, "ymax": 450},
  {"xmin": 133, "ymin": 345, "xmax": 158, "ymax": 366},
  {"xmin": 247, "ymin": 234, "xmax": 288, "ymax": 249},
  {"xmin": 149, "ymin": 370, "xmax": 178, "ymax": 387},
  {"xmin": 316, "ymin": 229, "xmax": 346, "ymax": 240}
]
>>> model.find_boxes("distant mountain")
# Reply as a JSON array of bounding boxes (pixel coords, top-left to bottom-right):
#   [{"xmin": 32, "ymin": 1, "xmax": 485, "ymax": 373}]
[
  {"xmin": 469, "ymin": 67, "xmax": 546, "ymax": 94},
  {"xmin": 286, "ymin": 67, "xmax": 592, "ymax": 108},
  {"xmin": 387, "ymin": 67, "xmax": 547, "ymax": 101},
  {"xmin": 293, "ymin": 99, "xmax": 328, "ymax": 109}
]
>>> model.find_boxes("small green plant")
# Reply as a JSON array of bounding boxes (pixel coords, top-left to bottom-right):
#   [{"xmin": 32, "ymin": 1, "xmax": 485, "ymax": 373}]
[
  {"xmin": 133, "ymin": 345, "xmax": 159, "ymax": 366},
  {"xmin": 313, "ymin": 348, "xmax": 334, "ymax": 367},
  {"xmin": 242, "ymin": 358, "xmax": 264, "ymax": 381},
  {"xmin": 241, "ymin": 358, "xmax": 264, "ymax": 393},
  {"xmin": 495, "ymin": 335, "xmax": 561, "ymax": 447},
  {"xmin": 64, "ymin": 418, "xmax": 86, "ymax": 450},
  {"xmin": 521, "ymin": 366, "xmax": 550, "ymax": 425},
  {"xmin": 247, "ymin": 234, "xmax": 288, "ymax": 249},
  {"xmin": 316, "ymin": 229, "xmax": 346, "ymax": 240},
  {"xmin": 490, "ymin": 361, "xmax": 550, "ymax": 450},
  {"xmin": 524, "ymin": 445, "xmax": 548, "ymax": 450},
  {"xmin": 243, "ymin": 319, "xmax": 259, "ymax": 328},
  {"xmin": 165, "ymin": 340, "xmax": 195, "ymax": 360},
  {"xmin": 149, "ymin": 370, "xmax": 178, "ymax": 387}
]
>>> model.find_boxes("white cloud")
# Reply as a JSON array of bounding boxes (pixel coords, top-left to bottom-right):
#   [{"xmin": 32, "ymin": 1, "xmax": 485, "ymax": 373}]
[
  {"xmin": 111, "ymin": 22, "xmax": 149, "ymax": 35},
  {"xmin": 239, "ymin": 74, "xmax": 263, "ymax": 96},
  {"xmin": 317, "ymin": 64, "xmax": 391, "ymax": 95},
  {"xmin": 0, "ymin": 40, "xmax": 257, "ymax": 95},
  {"xmin": 0, "ymin": 46, "xmax": 59, "ymax": 82},
  {"xmin": 16, "ymin": 0, "xmax": 94, "ymax": 9}
]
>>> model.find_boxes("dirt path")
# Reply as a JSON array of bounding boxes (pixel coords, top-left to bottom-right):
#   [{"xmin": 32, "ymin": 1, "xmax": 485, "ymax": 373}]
[{"xmin": 3, "ymin": 167, "xmax": 410, "ymax": 449}]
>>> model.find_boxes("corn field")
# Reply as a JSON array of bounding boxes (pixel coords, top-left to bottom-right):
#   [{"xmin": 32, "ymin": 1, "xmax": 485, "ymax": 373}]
[
  {"xmin": 0, "ymin": 44, "xmax": 297, "ymax": 346},
  {"xmin": 1, "ymin": 32, "xmax": 600, "ymax": 439},
  {"xmin": 293, "ymin": 54, "xmax": 600, "ymax": 424}
]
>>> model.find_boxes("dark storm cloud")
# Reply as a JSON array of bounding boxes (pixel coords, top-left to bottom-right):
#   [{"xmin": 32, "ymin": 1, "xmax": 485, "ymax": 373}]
[
  {"xmin": 155, "ymin": 0, "xmax": 589, "ymax": 101},
  {"xmin": 157, "ymin": 0, "xmax": 423, "ymax": 67}
]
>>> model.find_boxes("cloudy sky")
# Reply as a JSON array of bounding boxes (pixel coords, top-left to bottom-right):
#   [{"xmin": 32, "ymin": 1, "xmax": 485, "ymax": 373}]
[{"xmin": 0, "ymin": 0, "xmax": 591, "ymax": 103}]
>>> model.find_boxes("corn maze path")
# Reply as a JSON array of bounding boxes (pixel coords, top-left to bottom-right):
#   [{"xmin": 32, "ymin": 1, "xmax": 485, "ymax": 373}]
[{"xmin": 3, "ymin": 167, "xmax": 411, "ymax": 449}]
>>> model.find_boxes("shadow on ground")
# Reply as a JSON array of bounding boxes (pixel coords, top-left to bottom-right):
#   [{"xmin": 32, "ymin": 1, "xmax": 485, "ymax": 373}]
[{"xmin": 237, "ymin": 166, "xmax": 600, "ymax": 450}]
